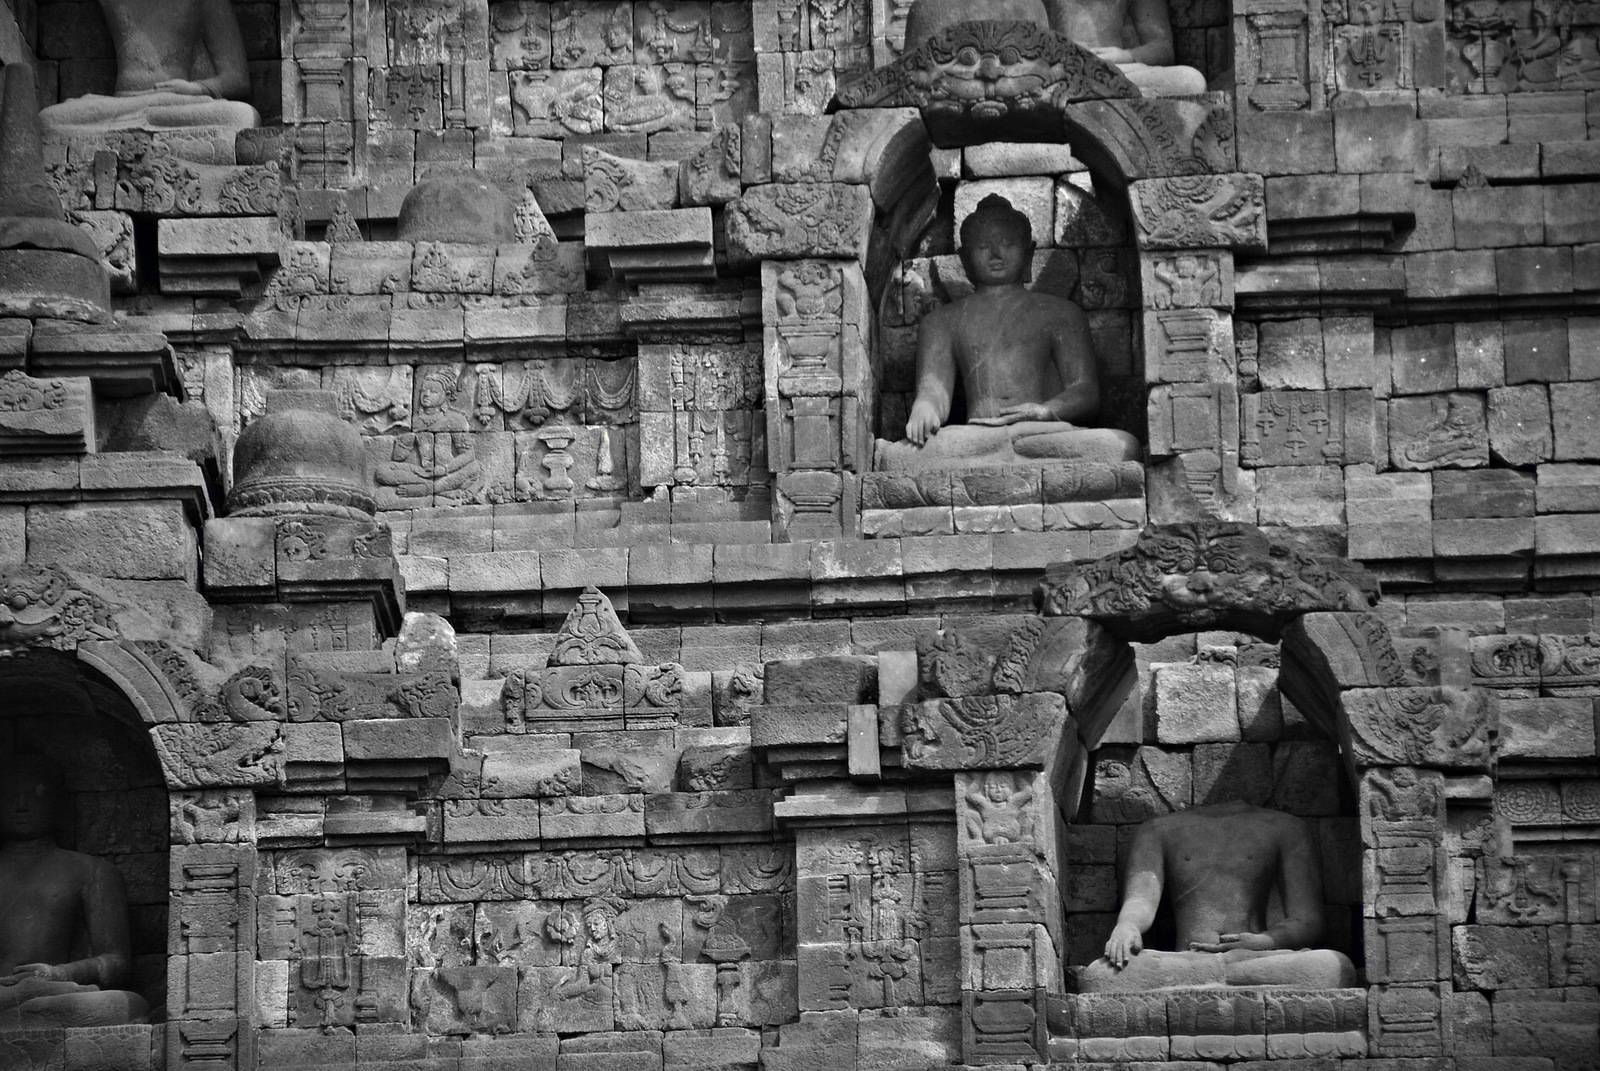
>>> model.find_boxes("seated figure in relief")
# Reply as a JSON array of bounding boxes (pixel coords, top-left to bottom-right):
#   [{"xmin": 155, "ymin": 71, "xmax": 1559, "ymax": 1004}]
[
  {"xmin": 875, "ymin": 194, "xmax": 1140, "ymax": 472},
  {"xmin": 1046, "ymin": 0, "xmax": 1208, "ymax": 95},
  {"xmin": 0, "ymin": 756, "xmax": 149, "ymax": 1029},
  {"xmin": 37, "ymin": 0, "xmax": 259, "ymax": 151},
  {"xmin": 1075, "ymin": 800, "xmax": 1358, "ymax": 991}
]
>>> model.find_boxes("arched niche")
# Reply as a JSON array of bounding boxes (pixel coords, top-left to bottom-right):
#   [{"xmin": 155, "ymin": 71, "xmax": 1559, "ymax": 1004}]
[
  {"xmin": 0, "ymin": 648, "xmax": 172, "ymax": 1014},
  {"xmin": 891, "ymin": 521, "xmax": 1452, "ymax": 1061},
  {"xmin": 815, "ymin": 48, "xmax": 1261, "ymax": 517},
  {"xmin": 1031, "ymin": 521, "xmax": 1418, "ymax": 980}
]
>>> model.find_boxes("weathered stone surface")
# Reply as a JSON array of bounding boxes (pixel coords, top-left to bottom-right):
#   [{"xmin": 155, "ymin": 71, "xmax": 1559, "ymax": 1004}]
[
  {"xmin": 1339, "ymin": 687, "xmax": 1492, "ymax": 769},
  {"xmin": 725, "ymin": 183, "xmax": 872, "ymax": 263}
]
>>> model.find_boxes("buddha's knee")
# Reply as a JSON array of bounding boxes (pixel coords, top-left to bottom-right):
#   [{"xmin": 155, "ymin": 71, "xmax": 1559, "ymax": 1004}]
[
  {"xmin": 1222, "ymin": 948, "xmax": 1358, "ymax": 988},
  {"xmin": 148, "ymin": 98, "xmax": 260, "ymax": 130},
  {"xmin": 1122, "ymin": 62, "xmax": 1209, "ymax": 97},
  {"xmin": 1013, "ymin": 426, "xmax": 1141, "ymax": 462},
  {"xmin": 1073, "ymin": 950, "xmax": 1228, "ymax": 992}
]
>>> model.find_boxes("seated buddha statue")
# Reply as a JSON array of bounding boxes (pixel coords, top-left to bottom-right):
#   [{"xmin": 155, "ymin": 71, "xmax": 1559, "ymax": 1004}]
[
  {"xmin": 0, "ymin": 757, "xmax": 149, "ymax": 1029},
  {"xmin": 875, "ymin": 195, "xmax": 1140, "ymax": 472},
  {"xmin": 1075, "ymin": 800, "xmax": 1358, "ymax": 991},
  {"xmin": 37, "ymin": 0, "xmax": 259, "ymax": 157}
]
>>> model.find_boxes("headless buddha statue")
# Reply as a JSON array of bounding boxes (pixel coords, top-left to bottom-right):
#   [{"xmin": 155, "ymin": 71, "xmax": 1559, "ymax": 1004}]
[
  {"xmin": 0, "ymin": 757, "xmax": 149, "ymax": 1030},
  {"xmin": 875, "ymin": 195, "xmax": 1140, "ymax": 471},
  {"xmin": 37, "ymin": 0, "xmax": 259, "ymax": 156},
  {"xmin": 1075, "ymin": 800, "xmax": 1358, "ymax": 992}
]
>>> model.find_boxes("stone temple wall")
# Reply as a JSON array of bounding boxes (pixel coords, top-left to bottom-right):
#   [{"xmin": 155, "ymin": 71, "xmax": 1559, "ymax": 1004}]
[{"xmin": 0, "ymin": 0, "xmax": 1598, "ymax": 1068}]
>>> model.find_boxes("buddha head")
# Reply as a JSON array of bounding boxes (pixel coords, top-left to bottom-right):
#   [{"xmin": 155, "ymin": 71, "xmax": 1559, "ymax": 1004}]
[
  {"xmin": 959, "ymin": 194, "xmax": 1034, "ymax": 286},
  {"xmin": 0, "ymin": 754, "xmax": 62, "ymax": 842}
]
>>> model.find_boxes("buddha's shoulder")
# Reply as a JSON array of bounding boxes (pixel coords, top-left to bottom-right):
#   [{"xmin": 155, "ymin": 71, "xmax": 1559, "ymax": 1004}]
[{"xmin": 1020, "ymin": 288, "xmax": 1086, "ymax": 315}]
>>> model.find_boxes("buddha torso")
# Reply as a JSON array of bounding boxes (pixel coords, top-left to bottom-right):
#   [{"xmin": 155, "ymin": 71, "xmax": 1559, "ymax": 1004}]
[
  {"xmin": 925, "ymin": 287, "xmax": 1073, "ymax": 421},
  {"xmin": 100, "ymin": 0, "xmax": 209, "ymax": 93},
  {"xmin": 0, "ymin": 845, "xmax": 103, "ymax": 973}
]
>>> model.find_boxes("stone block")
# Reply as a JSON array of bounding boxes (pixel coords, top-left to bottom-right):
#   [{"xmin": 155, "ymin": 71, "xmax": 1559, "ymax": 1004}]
[
  {"xmin": 1237, "ymin": 111, "xmax": 1336, "ymax": 176},
  {"xmin": 1453, "ymin": 187, "xmax": 1543, "ymax": 247},
  {"xmin": 1389, "ymin": 323, "xmax": 1454, "ymax": 395},
  {"xmin": 0, "ymin": 371, "xmax": 93, "ymax": 454},
  {"xmin": 1455, "ymin": 320, "xmax": 1505, "ymax": 389},
  {"xmin": 1256, "ymin": 319, "xmax": 1324, "ymax": 390},
  {"xmin": 1256, "ymin": 466, "xmax": 1344, "ymax": 527},
  {"xmin": 661, "ymin": 1028, "xmax": 760, "ymax": 1071},
  {"xmin": 27, "ymin": 501, "xmax": 197, "ymax": 583},
  {"xmin": 1334, "ymin": 106, "xmax": 1426, "ymax": 173},
  {"xmin": 1405, "ymin": 249, "xmax": 1497, "ymax": 299},
  {"xmin": 1497, "ymin": 245, "xmax": 1573, "ymax": 296},
  {"xmin": 584, "ymin": 208, "xmax": 711, "ymax": 249},
  {"xmin": 451, "ymin": 550, "xmax": 540, "ymax": 593},
  {"xmin": 1387, "ymin": 393, "xmax": 1487, "ymax": 470},
  {"xmin": 1264, "ymin": 173, "xmax": 1359, "ymax": 219},
  {"xmin": 1550, "ymin": 381, "xmax": 1600, "ymax": 459},
  {"xmin": 1504, "ymin": 321, "xmax": 1568, "ymax": 390},
  {"xmin": 725, "ymin": 183, "xmax": 872, "ymax": 263},
  {"xmin": 1128, "ymin": 173, "xmax": 1266, "ymax": 251},
  {"xmin": 644, "ymin": 789, "xmax": 774, "ymax": 836},
  {"xmin": 479, "ymin": 741, "xmax": 582, "ymax": 797},
  {"xmin": 1451, "ymin": 925, "xmax": 1551, "ymax": 991},
  {"xmin": 202, "ymin": 516, "xmax": 276, "ymax": 591},
  {"xmin": 1432, "ymin": 469, "xmax": 1535, "ymax": 518},
  {"xmin": 343, "ymin": 718, "xmax": 454, "ymax": 762},
  {"xmin": 1432, "ymin": 517, "xmax": 1534, "ymax": 558},
  {"xmin": 1496, "ymin": 696, "xmax": 1597, "ymax": 758},
  {"xmin": 764, "ymin": 656, "xmax": 875, "ymax": 704},
  {"xmin": 1489, "ymin": 385, "xmax": 1554, "ymax": 466},
  {"xmin": 1536, "ymin": 464, "xmax": 1600, "ymax": 513},
  {"xmin": 539, "ymin": 793, "xmax": 645, "ymax": 839},
  {"xmin": 1153, "ymin": 662, "xmax": 1239, "ymax": 744},
  {"xmin": 1492, "ymin": 988, "xmax": 1599, "ymax": 1068}
]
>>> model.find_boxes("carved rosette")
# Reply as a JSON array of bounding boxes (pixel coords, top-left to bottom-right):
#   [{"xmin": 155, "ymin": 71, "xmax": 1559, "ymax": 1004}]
[{"xmin": 831, "ymin": 20, "xmax": 1137, "ymax": 147}]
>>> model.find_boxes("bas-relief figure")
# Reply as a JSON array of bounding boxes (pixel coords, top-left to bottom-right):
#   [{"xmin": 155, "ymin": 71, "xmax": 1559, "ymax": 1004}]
[
  {"xmin": 36, "ymin": 0, "xmax": 260, "ymax": 153},
  {"xmin": 875, "ymin": 195, "xmax": 1141, "ymax": 471},
  {"xmin": 1077, "ymin": 800, "xmax": 1358, "ymax": 991},
  {"xmin": 901, "ymin": 0, "xmax": 1206, "ymax": 97},
  {"xmin": 0, "ymin": 757, "xmax": 149, "ymax": 1029}
]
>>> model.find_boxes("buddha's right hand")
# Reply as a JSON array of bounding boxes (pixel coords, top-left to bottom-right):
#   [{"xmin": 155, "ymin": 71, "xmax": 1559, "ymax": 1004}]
[
  {"xmin": 905, "ymin": 400, "xmax": 942, "ymax": 446},
  {"xmin": 1104, "ymin": 922, "xmax": 1143, "ymax": 968}
]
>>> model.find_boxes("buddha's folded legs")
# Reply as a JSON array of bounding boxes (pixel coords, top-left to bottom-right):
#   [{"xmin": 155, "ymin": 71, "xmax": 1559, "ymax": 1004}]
[
  {"xmin": 1219, "ymin": 947, "xmax": 1357, "ymax": 988},
  {"xmin": 1011, "ymin": 424, "xmax": 1141, "ymax": 462},
  {"xmin": 15, "ymin": 988, "xmax": 150, "ymax": 1029},
  {"xmin": 38, "ymin": 92, "xmax": 258, "ymax": 136},
  {"xmin": 1075, "ymin": 947, "xmax": 1357, "ymax": 993}
]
